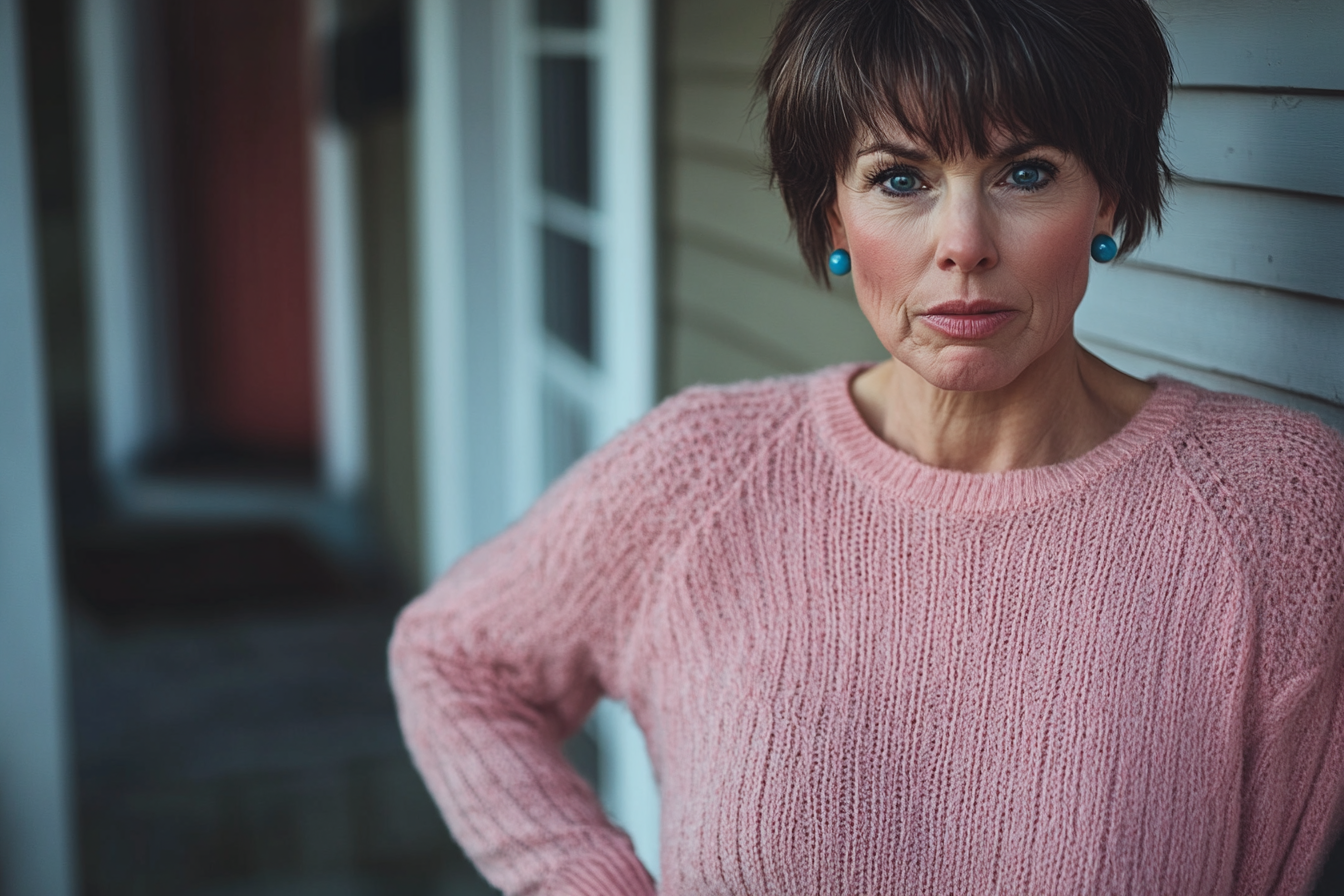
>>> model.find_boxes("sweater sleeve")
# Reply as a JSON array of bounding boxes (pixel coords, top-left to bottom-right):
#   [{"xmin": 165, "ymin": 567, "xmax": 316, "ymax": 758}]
[
  {"xmin": 388, "ymin": 434, "xmax": 668, "ymax": 894},
  {"xmin": 387, "ymin": 381, "xmax": 800, "ymax": 895},
  {"xmin": 1188, "ymin": 404, "xmax": 1344, "ymax": 896}
]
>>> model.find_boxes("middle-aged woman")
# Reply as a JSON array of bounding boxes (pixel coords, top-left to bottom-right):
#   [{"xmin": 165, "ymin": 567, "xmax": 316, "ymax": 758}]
[{"xmin": 391, "ymin": 0, "xmax": 1344, "ymax": 893}]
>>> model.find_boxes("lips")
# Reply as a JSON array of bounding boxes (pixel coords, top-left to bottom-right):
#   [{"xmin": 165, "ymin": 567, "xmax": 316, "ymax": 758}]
[{"xmin": 919, "ymin": 301, "xmax": 1019, "ymax": 339}]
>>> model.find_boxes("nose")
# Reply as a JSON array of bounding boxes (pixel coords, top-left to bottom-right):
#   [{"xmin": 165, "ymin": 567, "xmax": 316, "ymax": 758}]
[{"xmin": 934, "ymin": 192, "xmax": 998, "ymax": 273}]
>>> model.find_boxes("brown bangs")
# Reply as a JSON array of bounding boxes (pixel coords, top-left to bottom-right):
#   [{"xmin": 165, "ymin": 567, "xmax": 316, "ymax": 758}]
[{"xmin": 758, "ymin": 0, "xmax": 1174, "ymax": 283}]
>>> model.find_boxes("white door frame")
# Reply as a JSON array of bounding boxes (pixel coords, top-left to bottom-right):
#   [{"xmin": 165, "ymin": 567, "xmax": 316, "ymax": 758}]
[{"xmin": 76, "ymin": 0, "xmax": 368, "ymax": 512}]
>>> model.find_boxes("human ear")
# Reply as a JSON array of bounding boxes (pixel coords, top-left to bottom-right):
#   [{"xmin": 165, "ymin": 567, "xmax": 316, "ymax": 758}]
[
  {"xmin": 1095, "ymin": 189, "xmax": 1119, "ymax": 236},
  {"xmin": 827, "ymin": 200, "xmax": 849, "ymax": 251}
]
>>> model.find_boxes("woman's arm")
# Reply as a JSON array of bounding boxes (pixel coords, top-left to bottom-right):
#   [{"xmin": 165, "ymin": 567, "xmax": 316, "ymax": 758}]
[
  {"xmin": 389, "ymin": 439, "xmax": 665, "ymax": 896},
  {"xmin": 389, "ymin": 376, "xmax": 806, "ymax": 894}
]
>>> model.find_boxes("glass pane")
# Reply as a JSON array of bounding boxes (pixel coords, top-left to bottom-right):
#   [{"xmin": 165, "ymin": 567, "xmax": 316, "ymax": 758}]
[
  {"xmin": 538, "ymin": 57, "xmax": 592, "ymax": 205},
  {"xmin": 542, "ymin": 381, "xmax": 590, "ymax": 483},
  {"xmin": 537, "ymin": 0, "xmax": 594, "ymax": 28},
  {"xmin": 542, "ymin": 227, "xmax": 595, "ymax": 361}
]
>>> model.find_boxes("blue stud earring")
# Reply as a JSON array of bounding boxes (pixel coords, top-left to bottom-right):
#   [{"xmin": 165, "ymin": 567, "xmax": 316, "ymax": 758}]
[
  {"xmin": 1090, "ymin": 234, "xmax": 1118, "ymax": 263},
  {"xmin": 828, "ymin": 248, "xmax": 852, "ymax": 276}
]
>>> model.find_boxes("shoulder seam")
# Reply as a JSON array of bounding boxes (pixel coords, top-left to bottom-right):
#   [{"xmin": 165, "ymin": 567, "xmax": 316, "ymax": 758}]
[{"xmin": 1160, "ymin": 436, "xmax": 1252, "ymax": 606}]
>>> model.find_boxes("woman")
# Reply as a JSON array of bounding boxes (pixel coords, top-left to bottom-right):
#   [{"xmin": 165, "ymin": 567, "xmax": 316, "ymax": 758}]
[{"xmin": 391, "ymin": 0, "xmax": 1344, "ymax": 893}]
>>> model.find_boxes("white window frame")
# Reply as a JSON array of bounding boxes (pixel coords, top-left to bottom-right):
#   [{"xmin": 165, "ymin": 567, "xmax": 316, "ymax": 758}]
[{"xmin": 498, "ymin": 0, "xmax": 657, "ymax": 517}]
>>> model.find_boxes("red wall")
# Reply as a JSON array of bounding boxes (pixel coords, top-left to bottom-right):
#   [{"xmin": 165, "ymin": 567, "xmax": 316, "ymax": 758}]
[{"xmin": 162, "ymin": 0, "xmax": 318, "ymax": 454}]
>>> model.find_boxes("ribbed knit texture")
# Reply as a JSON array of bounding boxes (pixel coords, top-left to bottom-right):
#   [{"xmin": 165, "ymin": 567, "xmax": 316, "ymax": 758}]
[{"xmin": 390, "ymin": 365, "xmax": 1344, "ymax": 896}]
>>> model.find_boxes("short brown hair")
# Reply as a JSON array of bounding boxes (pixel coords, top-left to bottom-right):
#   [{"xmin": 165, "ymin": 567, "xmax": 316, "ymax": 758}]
[{"xmin": 758, "ymin": 0, "xmax": 1174, "ymax": 282}]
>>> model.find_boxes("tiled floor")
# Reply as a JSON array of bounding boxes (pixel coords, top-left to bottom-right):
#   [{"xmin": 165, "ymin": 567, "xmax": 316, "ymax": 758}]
[{"xmin": 68, "ymin": 596, "xmax": 498, "ymax": 896}]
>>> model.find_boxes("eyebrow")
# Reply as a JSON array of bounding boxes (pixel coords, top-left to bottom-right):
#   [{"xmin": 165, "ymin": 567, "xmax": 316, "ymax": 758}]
[
  {"xmin": 856, "ymin": 141, "xmax": 931, "ymax": 162},
  {"xmin": 855, "ymin": 138, "xmax": 1049, "ymax": 162}
]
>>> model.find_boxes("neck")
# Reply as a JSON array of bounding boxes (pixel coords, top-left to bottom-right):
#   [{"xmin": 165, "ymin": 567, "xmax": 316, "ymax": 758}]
[{"xmin": 851, "ymin": 335, "xmax": 1153, "ymax": 473}]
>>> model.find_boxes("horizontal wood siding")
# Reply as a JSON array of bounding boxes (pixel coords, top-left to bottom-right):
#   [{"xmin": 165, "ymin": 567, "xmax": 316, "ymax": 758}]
[
  {"xmin": 1130, "ymin": 181, "xmax": 1343, "ymax": 300},
  {"xmin": 1078, "ymin": 0, "xmax": 1344, "ymax": 431},
  {"xmin": 661, "ymin": 0, "xmax": 885, "ymax": 395},
  {"xmin": 1166, "ymin": 91, "xmax": 1344, "ymax": 198},
  {"xmin": 1158, "ymin": 0, "xmax": 1344, "ymax": 90}
]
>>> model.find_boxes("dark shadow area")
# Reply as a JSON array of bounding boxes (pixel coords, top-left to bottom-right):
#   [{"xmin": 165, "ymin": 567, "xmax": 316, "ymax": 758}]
[
  {"xmin": 64, "ymin": 523, "xmax": 500, "ymax": 896},
  {"xmin": 1317, "ymin": 836, "xmax": 1344, "ymax": 896}
]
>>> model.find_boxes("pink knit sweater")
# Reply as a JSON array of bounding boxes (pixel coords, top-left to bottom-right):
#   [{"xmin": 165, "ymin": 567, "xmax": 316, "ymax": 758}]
[{"xmin": 390, "ymin": 365, "xmax": 1344, "ymax": 895}]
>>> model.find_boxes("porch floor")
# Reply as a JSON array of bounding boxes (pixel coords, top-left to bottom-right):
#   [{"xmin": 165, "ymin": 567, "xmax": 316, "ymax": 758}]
[{"xmin": 65, "ymin": 523, "xmax": 497, "ymax": 896}]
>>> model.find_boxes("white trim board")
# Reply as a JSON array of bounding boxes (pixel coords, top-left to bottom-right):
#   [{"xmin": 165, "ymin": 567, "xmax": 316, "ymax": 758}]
[
  {"xmin": 411, "ymin": 0, "xmax": 472, "ymax": 583},
  {"xmin": 312, "ymin": 0, "xmax": 368, "ymax": 501},
  {"xmin": 593, "ymin": 0, "xmax": 657, "ymax": 441}
]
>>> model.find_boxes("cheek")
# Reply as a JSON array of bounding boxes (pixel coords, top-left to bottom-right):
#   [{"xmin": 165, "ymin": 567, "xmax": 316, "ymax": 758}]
[
  {"xmin": 1008, "ymin": 207, "xmax": 1095, "ymax": 310},
  {"xmin": 846, "ymin": 219, "xmax": 923, "ymax": 312}
]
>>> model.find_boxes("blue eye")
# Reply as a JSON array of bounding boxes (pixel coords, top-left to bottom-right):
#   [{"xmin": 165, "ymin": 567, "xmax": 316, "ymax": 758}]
[
  {"xmin": 1010, "ymin": 165, "xmax": 1043, "ymax": 187},
  {"xmin": 884, "ymin": 171, "xmax": 921, "ymax": 194}
]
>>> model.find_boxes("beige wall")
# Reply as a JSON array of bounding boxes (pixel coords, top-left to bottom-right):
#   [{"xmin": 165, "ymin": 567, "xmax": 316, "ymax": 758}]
[{"xmin": 659, "ymin": 0, "xmax": 885, "ymax": 397}]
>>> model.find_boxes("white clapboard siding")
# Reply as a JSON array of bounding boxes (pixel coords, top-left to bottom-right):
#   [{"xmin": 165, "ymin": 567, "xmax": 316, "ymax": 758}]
[
  {"xmin": 1131, "ymin": 180, "xmax": 1344, "ymax": 302},
  {"xmin": 672, "ymin": 241, "xmax": 885, "ymax": 371},
  {"xmin": 1077, "ymin": 263, "xmax": 1344, "ymax": 405},
  {"xmin": 1153, "ymin": 0, "xmax": 1344, "ymax": 90},
  {"xmin": 1167, "ymin": 91, "xmax": 1344, "ymax": 199},
  {"xmin": 1080, "ymin": 339, "xmax": 1344, "ymax": 433}
]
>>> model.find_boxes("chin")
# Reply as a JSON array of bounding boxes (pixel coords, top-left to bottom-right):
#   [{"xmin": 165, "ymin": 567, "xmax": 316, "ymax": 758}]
[{"xmin": 903, "ymin": 348, "xmax": 1025, "ymax": 393}]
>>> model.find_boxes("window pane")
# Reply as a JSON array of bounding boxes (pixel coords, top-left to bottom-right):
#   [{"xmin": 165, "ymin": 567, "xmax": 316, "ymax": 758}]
[
  {"xmin": 542, "ymin": 227, "xmax": 595, "ymax": 361},
  {"xmin": 537, "ymin": 0, "xmax": 594, "ymax": 28},
  {"xmin": 538, "ymin": 57, "xmax": 592, "ymax": 205},
  {"xmin": 542, "ymin": 381, "xmax": 590, "ymax": 483}
]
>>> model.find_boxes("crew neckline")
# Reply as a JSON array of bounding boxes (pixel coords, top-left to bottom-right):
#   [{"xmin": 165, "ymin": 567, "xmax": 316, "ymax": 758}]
[{"xmin": 808, "ymin": 363, "xmax": 1198, "ymax": 514}]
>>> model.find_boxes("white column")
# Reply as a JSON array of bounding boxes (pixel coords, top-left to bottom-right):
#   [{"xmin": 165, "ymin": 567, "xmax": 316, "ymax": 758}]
[
  {"xmin": 593, "ymin": 0, "xmax": 661, "ymax": 875},
  {"xmin": 77, "ymin": 0, "xmax": 156, "ymax": 482},
  {"xmin": 411, "ymin": 0, "xmax": 471, "ymax": 583},
  {"xmin": 311, "ymin": 0, "xmax": 368, "ymax": 500},
  {"xmin": 595, "ymin": 0, "xmax": 657, "ymax": 440},
  {"xmin": 0, "ymin": 0, "xmax": 77, "ymax": 892}
]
